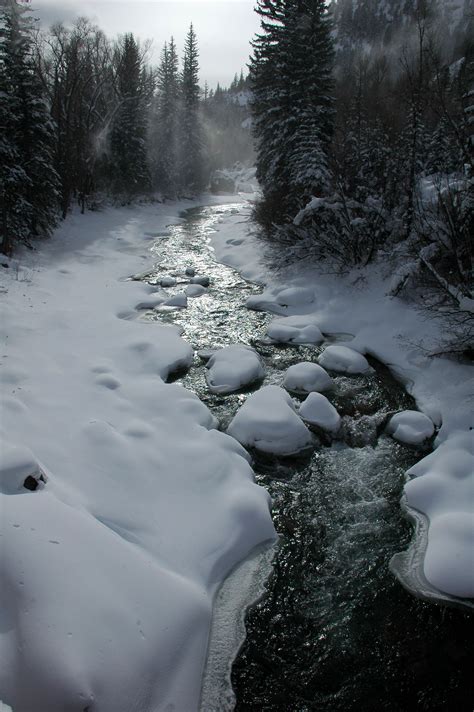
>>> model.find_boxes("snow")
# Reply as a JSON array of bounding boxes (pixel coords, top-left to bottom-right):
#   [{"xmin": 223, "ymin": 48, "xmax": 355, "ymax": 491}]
[
  {"xmin": 0, "ymin": 196, "xmax": 275, "ymax": 711},
  {"xmin": 190, "ymin": 274, "xmax": 210, "ymax": 287},
  {"xmin": 403, "ymin": 432, "xmax": 474, "ymax": 598},
  {"xmin": 386, "ymin": 410, "xmax": 435, "ymax": 445},
  {"xmin": 318, "ymin": 344, "xmax": 372, "ymax": 374},
  {"xmin": 227, "ymin": 385, "xmax": 314, "ymax": 456},
  {"xmin": 205, "ymin": 345, "xmax": 265, "ymax": 394},
  {"xmin": 266, "ymin": 315, "xmax": 324, "ymax": 344},
  {"xmin": 282, "ymin": 362, "xmax": 333, "ymax": 394},
  {"xmin": 274, "ymin": 286, "xmax": 315, "ymax": 307},
  {"xmin": 298, "ymin": 392, "xmax": 341, "ymax": 434},
  {"xmin": 163, "ymin": 291, "xmax": 188, "ymax": 307},
  {"xmin": 210, "ymin": 202, "xmax": 473, "ymax": 602},
  {"xmin": 160, "ymin": 275, "xmax": 177, "ymax": 287},
  {"xmin": 186, "ymin": 283, "xmax": 207, "ymax": 297}
]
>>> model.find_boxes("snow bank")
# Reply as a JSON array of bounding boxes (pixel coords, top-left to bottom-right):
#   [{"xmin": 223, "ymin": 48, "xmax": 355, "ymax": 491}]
[
  {"xmin": 386, "ymin": 410, "xmax": 435, "ymax": 445},
  {"xmin": 205, "ymin": 345, "xmax": 265, "ymax": 394},
  {"xmin": 227, "ymin": 385, "xmax": 314, "ymax": 456},
  {"xmin": 267, "ymin": 315, "xmax": 324, "ymax": 345},
  {"xmin": 318, "ymin": 344, "xmax": 372, "ymax": 374},
  {"xmin": 283, "ymin": 362, "xmax": 333, "ymax": 394},
  {"xmin": 298, "ymin": 393, "xmax": 341, "ymax": 434},
  {"xmin": 0, "ymin": 197, "xmax": 275, "ymax": 711},
  {"xmin": 400, "ymin": 432, "xmax": 474, "ymax": 599}
]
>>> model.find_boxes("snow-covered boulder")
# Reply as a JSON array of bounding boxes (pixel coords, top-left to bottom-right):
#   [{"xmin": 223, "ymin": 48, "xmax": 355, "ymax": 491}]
[
  {"xmin": 0, "ymin": 444, "xmax": 45, "ymax": 494},
  {"xmin": 386, "ymin": 410, "xmax": 435, "ymax": 445},
  {"xmin": 403, "ymin": 432, "xmax": 474, "ymax": 598},
  {"xmin": 186, "ymin": 284, "xmax": 207, "ymax": 298},
  {"xmin": 160, "ymin": 276, "xmax": 177, "ymax": 288},
  {"xmin": 227, "ymin": 385, "xmax": 313, "ymax": 456},
  {"xmin": 283, "ymin": 362, "xmax": 333, "ymax": 394},
  {"xmin": 266, "ymin": 315, "xmax": 324, "ymax": 345},
  {"xmin": 163, "ymin": 292, "xmax": 188, "ymax": 308},
  {"xmin": 185, "ymin": 267, "xmax": 196, "ymax": 277},
  {"xmin": 275, "ymin": 287, "xmax": 315, "ymax": 307},
  {"xmin": 318, "ymin": 345, "xmax": 372, "ymax": 374},
  {"xmin": 298, "ymin": 393, "xmax": 341, "ymax": 434},
  {"xmin": 205, "ymin": 345, "xmax": 265, "ymax": 394},
  {"xmin": 135, "ymin": 290, "xmax": 168, "ymax": 310},
  {"xmin": 190, "ymin": 275, "xmax": 210, "ymax": 287}
]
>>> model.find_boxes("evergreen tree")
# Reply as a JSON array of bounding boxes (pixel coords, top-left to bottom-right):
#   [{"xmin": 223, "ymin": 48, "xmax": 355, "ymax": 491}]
[
  {"xmin": 153, "ymin": 38, "xmax": 180, "ymax": 197},
  {"xmin": 0, "ymin": 0, "xmax": 59, "ymax": 254},
  {"xmin": 110, "ymin": 33, "xmax": 150, "ymax": 197},
  {"xmin": 250, "ymin": 0, "xmax": 335, "ymax": 224},
  {"xmin": 180, "ymin": 24, "xmax": 205, "ymax": 193}
]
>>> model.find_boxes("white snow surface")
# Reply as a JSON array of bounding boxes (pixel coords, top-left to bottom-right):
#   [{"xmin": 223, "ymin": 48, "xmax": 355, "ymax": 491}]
[
  {"xmin": 266, "ymin": 315, "xmax": 324, "ymax": 345},
  {"xmin": 0, "ymin": 197, "xmax": 275, "ymax": 712},
  {"xmin": 227, "ymin": 385, "xmax": 314, "ymax": 456},
  {"xmin": 404, "ymin": 432, "xmax": 474, "ymax": 598},
  {"xmin": 205, "ymin": 345, "xmax": 265, "ymax": 395},
  {"xmin": 283, "ymin": 362, "xmax": 333, "ymax": 394},
  {"xmin": 211, "ymin": 204, "xmax": 473, "ymax": 600},
  {"xmin": 298, "ymin": 393, "xmax": 341, "ymax": 434},
  {"xmin": 319, "ymin": 344, "xmax": 372, "ymax": 374},
  {"xmin": 387, "ymin": 410, "xmax": 435, "ymax": 445}
]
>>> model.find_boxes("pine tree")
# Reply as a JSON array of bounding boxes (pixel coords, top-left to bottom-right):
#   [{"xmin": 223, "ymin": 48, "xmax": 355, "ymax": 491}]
[
  {"xmin": 110, "ymin": 33, "xmax": 150, "ymax": 197},
  {"xmin": 0, "ymin": 0, "xmax": 59, "ymax": 254},
  {"xmin": 180, "ymin": 24, "xmax": 205, "ymax": 194},
  {"xmin": 250, "ymin": 0, "xmax": 335, "ymax": 225},
  {"xmin": 153, "ymin": 38, "xmax": 180, "ymax": 197}
]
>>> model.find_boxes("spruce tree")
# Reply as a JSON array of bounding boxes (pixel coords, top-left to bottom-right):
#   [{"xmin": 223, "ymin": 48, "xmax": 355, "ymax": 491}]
[
  {"xmin": 0, "ymin": 0, "xmax": 59, "ymax": 254},
  {"xmin": 180, "ymin": 24, "xmax": 205, "ymax": 194},
  {"xmin": 110, "ymin": 33, "xmax": 150, "ymax": 197},
  {"xmin": 154, "ymin": 38, "xmax": 180, "ymax": 197},
  {"xmin": 250, "ymin": 0, "xmax": 335, "ymax": 224}
]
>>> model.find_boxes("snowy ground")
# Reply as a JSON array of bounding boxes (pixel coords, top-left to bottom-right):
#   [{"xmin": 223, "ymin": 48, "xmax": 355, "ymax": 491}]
[
  {"xmin": 211, "ymin": 207, "xmax": 474, "ymax": 604},
  {"xmin": 0, "ymin": 195, "xmax": 275, "ymax": 712}
]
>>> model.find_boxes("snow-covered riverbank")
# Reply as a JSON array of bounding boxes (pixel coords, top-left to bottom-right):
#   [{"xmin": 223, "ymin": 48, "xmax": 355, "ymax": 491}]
[
  {"xmin": 0, "ymin": 196, "xmax": 275, "ymax": 712},
  {"xmin": 211, "ymin": 209, "xmax": 474, "ymax": 606}
]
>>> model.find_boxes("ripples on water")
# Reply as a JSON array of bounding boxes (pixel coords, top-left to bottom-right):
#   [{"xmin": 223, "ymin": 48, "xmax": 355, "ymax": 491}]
[{"xmin": 142, "ymin": 204, "xmax": 473, "ymax": 712}]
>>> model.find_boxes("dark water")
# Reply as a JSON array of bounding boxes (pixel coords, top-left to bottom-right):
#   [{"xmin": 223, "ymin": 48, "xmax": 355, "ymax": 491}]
[{"xmin": 141, "ymin": 203, "xmax": 473, "ymax": 712}]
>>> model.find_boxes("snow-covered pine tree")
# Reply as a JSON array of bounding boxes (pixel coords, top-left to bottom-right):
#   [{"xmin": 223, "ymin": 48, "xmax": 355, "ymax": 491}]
[
  {"xmin": 153, "ymin": 38, "xmax": 180, "ymax": 197},
  {"xmin": 250, "ymin": 0, "xmax": 335, "ymax": 225},
  {"xmin": 0, "ymin": 0, "xmax": 59, "ymax": 254},
  {"xmin": 179, "ymin": 24, "xmax": 206, "ymax": 194},
  {"xmin": 110, "ymin": 33, "xmax": 150, "ymax": 198}
]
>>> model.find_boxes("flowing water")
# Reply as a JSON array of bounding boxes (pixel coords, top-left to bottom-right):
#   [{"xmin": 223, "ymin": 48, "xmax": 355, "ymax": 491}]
[{"xmin": 139, "ymin": 203, "xmax": 473, "ymax": 712}]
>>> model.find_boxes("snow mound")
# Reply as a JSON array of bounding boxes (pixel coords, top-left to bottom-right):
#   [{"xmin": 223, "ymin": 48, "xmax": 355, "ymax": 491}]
[
  {"xmin": 163, "ymin": 292, "xmax": 188, "ymax": 308},
  {"xmin": 186, "ymin": 284, "xmax": 207, "ymax": 298},
  {"xmin": 135, "ymin": 290, "xmax": 168, "ymax": 309},
  {"xmin": 275, "ymin": 287, "xmax": 315, "ymax": 307},
  {"xmin": 387, "ymin": 410, "xmax": 435, "ymax": 445},
  {"xmin": 318, "ymin": 345, "xmax": 372, "ymax": 374},
  {"xmin": 190, "ymin": 275, "xmax": 210, "ymax": 287},
  {"xmin": 160, "ymin": 276, "xmax": 177, "ymax": 287},
  {"xmin": 283, "ymin": 362, "xmax": 333, "ymax": 394},
  {"xmin": 185, "ymin": 266, "xmax": 196, "ymax": 277},
  {"xmin": 402, "ymin": 432, "xmax": 474, "ymax": 598},
  {"xmin": 266, "ymin": 315, "xmax": 324, "ymax": 345},
  {"xmin": 227, "ymin": 385, "xmax": 313, "ymax": 456},
  {"xmin": 298, "ymin": 393, "xmax": 341, "ymax": 434},
  {"xmin": 206, "ymin": 345, "xmax": 265, "ymax": 394}
]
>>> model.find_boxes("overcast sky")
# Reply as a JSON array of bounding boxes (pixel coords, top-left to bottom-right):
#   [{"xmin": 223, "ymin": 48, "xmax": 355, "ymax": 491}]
[{"xmin": 32, "ymin": 0, "xmax": 260, "ymax": 88}]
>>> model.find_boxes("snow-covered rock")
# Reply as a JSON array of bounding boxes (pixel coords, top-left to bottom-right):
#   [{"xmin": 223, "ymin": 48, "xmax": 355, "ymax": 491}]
[
  {"xmin": 283, "ymin": 362, "xmax": 333, "ymax": 394},
  {"xmin": 186, "ymin": 284, "xmax": 207, "ymax": 298},
  {"xmin": 185, "ymin": 267, "xmax": 196, "ymax": 277},
  {"xmin": 190, "ymin": 275, "xmax": 210, "ymax": 287},
  {"xmin": 135, "ymin": 290, "xmax": 168, "ymax": 309},
  {"xmin": 205, "ymin": 345, "xmax": 265, "ymax": 394},
  {"xmin": 403, "ymin": 432, "xmax": 474, "ymax": 598},
  {"xmin": 227, "ymin": 385, "xmax": 313, "ymax": 456},
  {"xmin": 298, "ymin": 393, "xmax": 341, "ymax": 434},
  {"xmin": 386, "ymin": 410, "xmax": 435, "ymax": 445},
  {"xmin": 318, "ymin": 344, "xmax": 372, "ymax": 374},
  {"xmin": 163, "ymin": 292, "xmax": 188, "ymax": 308},
  {"xmin": 275, "ymin": 287, "xmax": 315, "ymax": 307},
  {"xmin": 160, "ymin": 276, "xmax": 177, "ymax": 287},
  {"xmin": 266, "ymin": 315, "xmax": 324, "ymax": 345},
  {"xmin": 0, "ymin": 443, "xmax": 44, "ymax": 494}
]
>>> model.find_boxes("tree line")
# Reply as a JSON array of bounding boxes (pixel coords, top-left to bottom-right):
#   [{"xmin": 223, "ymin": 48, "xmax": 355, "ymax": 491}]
[
  {"xmin": 0, "ymin": 0, "xmax": 252, "ymax": 255},
  {"xmin": 250, "ymin": 0, "xmax": 473, "ymax": 355}
]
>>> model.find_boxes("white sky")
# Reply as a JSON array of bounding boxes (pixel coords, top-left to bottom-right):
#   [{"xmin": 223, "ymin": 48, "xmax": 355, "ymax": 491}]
[{"xmin": 31, "ymin": 0, "xmax": 260, "ymax": 88}]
